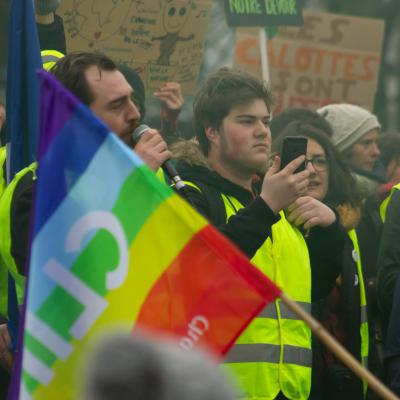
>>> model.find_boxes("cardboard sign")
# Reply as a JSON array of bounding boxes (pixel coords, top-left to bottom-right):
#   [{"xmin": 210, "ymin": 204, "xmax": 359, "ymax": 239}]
[
  {"xmin": 58, "ymin": 0, "xmax": 212, "ymax": 93},
  {"xmin": 234, "ymin": 11, "xmax": 385, "ymax": 112},
  {"xmin": 224, "ymin": 0, "xmax": 304, "ymax": 27}
]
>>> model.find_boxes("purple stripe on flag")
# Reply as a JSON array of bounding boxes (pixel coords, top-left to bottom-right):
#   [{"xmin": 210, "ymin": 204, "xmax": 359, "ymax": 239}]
[
  {"xmin": 33, "ymin": 70, "xmax": 110, "ymax": 234},
  {"xmin": 38, "ymin": 71, "xmax": 80, "ymax": 160}
]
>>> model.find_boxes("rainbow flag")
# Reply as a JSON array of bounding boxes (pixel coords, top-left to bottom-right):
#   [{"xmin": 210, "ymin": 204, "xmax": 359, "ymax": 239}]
[{"xmin": 18, "ymin": 71, "xmax": 281, "ymax": 399}]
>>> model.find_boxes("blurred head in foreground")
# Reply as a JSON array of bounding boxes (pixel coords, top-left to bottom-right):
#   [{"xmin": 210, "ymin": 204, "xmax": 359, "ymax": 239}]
[{"xmin": 83, "ymin": 332, "xmax": 237, "ymax": 400}]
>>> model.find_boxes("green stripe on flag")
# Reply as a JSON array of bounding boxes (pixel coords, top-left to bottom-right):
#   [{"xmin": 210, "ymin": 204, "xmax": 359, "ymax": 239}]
[
  {"xmin": 25, "ymin": 165, "xmax": 173, "ymax": 392},
  {"xmin": 36, "ymin": 291, "xmax": 84, "ymax": 340}
]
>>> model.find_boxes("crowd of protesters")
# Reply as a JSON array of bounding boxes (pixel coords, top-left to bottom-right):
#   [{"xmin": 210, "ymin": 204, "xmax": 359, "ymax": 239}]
[{"xmin": 1, "ymin": 0, "xmax": 400, "ymax": 399}]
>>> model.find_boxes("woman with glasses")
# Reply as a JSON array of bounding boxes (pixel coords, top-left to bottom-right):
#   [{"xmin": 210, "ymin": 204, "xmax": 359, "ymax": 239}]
[{"xmin": 272, "ymin": 122, "xmax": 367, "ymax": 400}]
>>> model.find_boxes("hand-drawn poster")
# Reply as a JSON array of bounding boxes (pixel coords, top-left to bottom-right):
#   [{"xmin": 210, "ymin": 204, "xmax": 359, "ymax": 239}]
[
  {"xmin": 58, "ymin": 0, "xmax": 212, "ymax": 93},
  {"xmin": 233, "ymin": 11, "xmax": 385, "ymax": 113}
]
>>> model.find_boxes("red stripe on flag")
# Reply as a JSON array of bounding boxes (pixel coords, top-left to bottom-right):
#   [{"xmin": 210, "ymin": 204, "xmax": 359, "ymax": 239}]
[{"xmin": 134, "ymin": 224, "xmax": 280, "ymax": 356}]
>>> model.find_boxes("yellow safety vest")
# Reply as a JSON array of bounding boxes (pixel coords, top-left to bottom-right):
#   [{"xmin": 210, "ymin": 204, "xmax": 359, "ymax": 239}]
[
  {"xmin": 156, "ymin": 168, "xmax": 169, "ymax": 185},
  {"xmin": 0, "ymin": 47, "xmax": 58, "ymax": 315},
  {"xmin": 380, "ymin": 183, "xmax": 400, "ymax": 223},
  {"xmin": 0, "ymin": 146, "xmax": 6, "ymax": 197},
  {"xmin": 184, "ymin": 181, "xmax": 312, "ymax": 400},
  {"xmin": 0, "ymin": 146, "xmax": 7, "ymax": 316},
  {"xmin": 41, "ymin": 49, "xmax": 64, "ymax": 71},
  {"xmin": 0, "ymin": 162, "xmax": 37, "ymax": 315},
  {"xmin": 347, "ymin": 229, "xmax": 369, "ymax": 397}
]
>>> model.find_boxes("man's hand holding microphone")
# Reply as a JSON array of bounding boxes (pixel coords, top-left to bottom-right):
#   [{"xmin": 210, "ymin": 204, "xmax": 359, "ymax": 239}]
[{"xmin": 132, "ymin": 126, "xmax": 172, "ymax": 172}]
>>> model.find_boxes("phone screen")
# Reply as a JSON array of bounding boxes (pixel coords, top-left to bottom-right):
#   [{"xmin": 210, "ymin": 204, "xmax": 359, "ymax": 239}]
[{"xmin": 280, "ymin": 136, "xmax": 308, "ymax": 173}]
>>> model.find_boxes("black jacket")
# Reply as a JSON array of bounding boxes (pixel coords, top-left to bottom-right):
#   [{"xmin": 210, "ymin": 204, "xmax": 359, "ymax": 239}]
[
  {"xmin": 175, "ymin": 148, "xmax": 346, "ymax": 302},
  {"xmin": 37, "ymin": 14, "xmax": 66, "ymax": 54},
  {"xmin": 377, "ymin": 188, "xmax": 400, "ymax": 396},
  {"xmin": 383, "ymin": 278, "xmax": 400, "ymax": 396},
  {"xmin": 378, "ymin": 190, "xmax": 400, "ymax": 395},
  {"xmin": 311, "ymin": 209, "xmax": 364, "ymax": 399},
  {"xmin": 377, "ymin": 189, "xmax": 400, "ymax": 337}
]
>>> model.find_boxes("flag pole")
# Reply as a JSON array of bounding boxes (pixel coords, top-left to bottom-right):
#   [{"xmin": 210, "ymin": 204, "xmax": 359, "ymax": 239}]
[
  {"xmin": 280, "ymin": 293, "xmax": 399, "ymax": 400},
  {"xmin": 258, "ymin": 28, "xmax": 269, "ymax": 82}
]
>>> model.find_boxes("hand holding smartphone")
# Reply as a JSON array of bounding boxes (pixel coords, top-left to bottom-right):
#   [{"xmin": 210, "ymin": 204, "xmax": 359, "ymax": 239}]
[
  {"xmin": 280, "ymin": 136, "xmax": 308, "ymax": 173},
  {"xmin": 279, "ymin": 136, "xmax": 310, "ymax": 236}
]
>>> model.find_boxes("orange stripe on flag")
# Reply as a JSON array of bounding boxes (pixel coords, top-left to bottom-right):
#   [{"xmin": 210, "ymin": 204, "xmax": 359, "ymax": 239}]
[{"xmin": 135, "ymin": 224, "xmax": 281, "ymax": 356}]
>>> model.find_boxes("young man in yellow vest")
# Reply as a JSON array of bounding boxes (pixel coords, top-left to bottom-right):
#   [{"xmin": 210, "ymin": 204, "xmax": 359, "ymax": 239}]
[{"xmin": 173, "ymin": 68, "xmax": 346, "ymax": 400}]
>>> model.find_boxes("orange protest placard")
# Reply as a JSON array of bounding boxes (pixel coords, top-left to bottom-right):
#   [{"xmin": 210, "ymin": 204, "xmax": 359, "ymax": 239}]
[{"xmin": 234, "ymin": 11, "xmax": 385, "ymax": 112}]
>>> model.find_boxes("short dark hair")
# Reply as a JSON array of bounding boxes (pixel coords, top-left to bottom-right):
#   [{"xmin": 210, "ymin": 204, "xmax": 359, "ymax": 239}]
[
  {"xmin": 193, "ymin": 67, "xmax": 274, "ymax": 155},
  {"xmin": 272, "ymin": 122, "xmax": 361, "ymax": 208},
  {"xmin": 50, "ymin": 51, "xmax": 117, "ymax": 106},
  {"xmin": 270, "ymin": 107, "xmax": 333, "ymax": 141}
]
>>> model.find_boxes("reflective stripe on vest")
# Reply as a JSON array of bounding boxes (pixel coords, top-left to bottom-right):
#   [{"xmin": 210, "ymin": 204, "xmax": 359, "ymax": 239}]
[
  {"xmin": 348, "ymin": 228, "xmax": 369, "ymax": 397},
  {"xmin": 361, "ymin": 305, "xmax": 368, "ymax": 324},
  {"xmin": 380, "ymin": 184, "xmax": 400, "ymax": 223},
  {"xmin": 258, "ymin": 301, "xmax": 311, "ymax": 319},
  {"xmin": 41, "ymin": 54, "xmax": 61, "ymax": 65},
  {"xmin": 225, "ymin": 343, "xmax": 312, "ymax": 367},
  {"xmin": 221, "ymin": 194, "xmax": 312, "ymax": 400},
  {"xmin": 0, "ymin": 162, "xmax": 37, "ymax": 310}
]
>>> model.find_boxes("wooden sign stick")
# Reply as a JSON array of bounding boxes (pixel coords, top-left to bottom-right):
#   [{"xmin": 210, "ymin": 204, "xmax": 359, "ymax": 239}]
[
  {"xmin": 258, "ymin": 28, "xmax": 270, "ymax": 82},
  {"xmin": 280, "ymin": 293, "xmax": 399, "ymax": 400}
]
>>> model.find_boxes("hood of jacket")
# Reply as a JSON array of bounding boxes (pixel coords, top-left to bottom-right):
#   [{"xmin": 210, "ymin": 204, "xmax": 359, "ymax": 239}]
[
  {"xmin": 335, "ymin": 203, "xmax": 361, "ymax": 231},
  {"xmin": 171, "ymin": 139, "xmax": 260, "ymax": 199}
]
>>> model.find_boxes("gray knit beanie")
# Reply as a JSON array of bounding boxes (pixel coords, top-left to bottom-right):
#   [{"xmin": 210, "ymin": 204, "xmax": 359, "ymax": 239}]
[
  {"xmin": 34, "ymin": 0, "xmax": 61, "ymax": 15},
  {"xmin": 84, "ymin": 333, "xmax": 237, "ymax": 400},
  {"xmin": 317, "ymin": 104, "xmax": 381, "ymax": 152}
]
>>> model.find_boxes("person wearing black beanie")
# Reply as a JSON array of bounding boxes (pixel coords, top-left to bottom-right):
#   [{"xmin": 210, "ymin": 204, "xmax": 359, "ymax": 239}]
[
  {"xmin": 117, "ymin": 64, "xmax": 146, "ymax": 121},
  {"xmin": 34, "ymin": 0, "xmax": 66, "ymax": 54}
]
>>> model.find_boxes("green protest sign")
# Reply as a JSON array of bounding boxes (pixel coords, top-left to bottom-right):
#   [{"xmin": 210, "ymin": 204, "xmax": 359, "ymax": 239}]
[{"xmin": 224, "ymin": 0, "xmax": 304, "ymax": 27}]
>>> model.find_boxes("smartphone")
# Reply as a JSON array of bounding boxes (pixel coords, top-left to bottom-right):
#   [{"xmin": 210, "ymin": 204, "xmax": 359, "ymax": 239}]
[{"xmin": 280, "ymin": 136, "xmax": 308, "ymax": 173}]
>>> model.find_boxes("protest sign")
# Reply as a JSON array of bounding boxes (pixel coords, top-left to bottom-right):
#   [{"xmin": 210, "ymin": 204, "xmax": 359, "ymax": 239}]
[
  {"xmin": 224, "ymin": 0, "xmax": 304, "ymax": 27},
  {"xmin": 234, "ymin": 11, "xmax": 385, "ymax": 112},
  {"xmin": 58, "ymin": 0, "xmax": 212, "ymax": 93}
]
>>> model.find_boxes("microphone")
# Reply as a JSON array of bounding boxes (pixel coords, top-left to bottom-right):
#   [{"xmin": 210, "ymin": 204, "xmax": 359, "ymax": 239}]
[{"xmin": 132, "ymin": 124, "xmax": 186, "ymax": 191}]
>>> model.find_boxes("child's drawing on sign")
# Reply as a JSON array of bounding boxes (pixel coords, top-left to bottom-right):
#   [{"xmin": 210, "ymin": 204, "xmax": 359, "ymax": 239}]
[
  {"xmin": 59, "ymin": 0, "xmax": 213, "ymax": 93},
  {"xmin": 152, "ymin": 0, "xmax": 194, "ymax": 66},
  {"xmin": 62, "ymin": 0, "xmax": 132, "ymax": 47},
  {"xmin": 91, "ymin": 0, "xmax": 118, "ymax": 28}
]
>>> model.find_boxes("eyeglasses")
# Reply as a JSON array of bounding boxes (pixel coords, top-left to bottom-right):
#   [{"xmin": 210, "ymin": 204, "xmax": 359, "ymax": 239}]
[{"xmin": 305, "ymin": 157, "xmax": 328, "ymax": 172}]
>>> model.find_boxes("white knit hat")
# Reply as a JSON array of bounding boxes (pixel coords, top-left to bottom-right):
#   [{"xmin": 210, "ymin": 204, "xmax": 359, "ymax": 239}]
[{"xmin": 317, "ymin": 104, "xmax": 381, "ymax": 152}]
